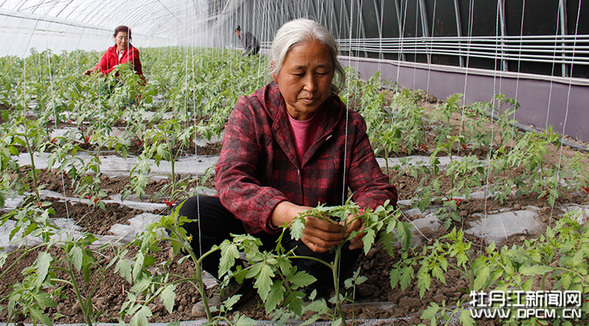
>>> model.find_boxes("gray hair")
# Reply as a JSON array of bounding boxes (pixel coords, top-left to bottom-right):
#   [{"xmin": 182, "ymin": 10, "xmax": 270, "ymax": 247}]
[{"xmin": 270, "ymin": 18, "xmax": 345, "ymax": 93}]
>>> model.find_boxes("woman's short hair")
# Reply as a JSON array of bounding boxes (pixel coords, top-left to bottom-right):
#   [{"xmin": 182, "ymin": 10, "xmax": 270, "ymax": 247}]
[
  {"xmin": 114, "ymin": 26, "xmax": 132, "ymax": 40},
  {"xmin": 271, "ymin": 18, "xmax": 345, "ymax": 93}
]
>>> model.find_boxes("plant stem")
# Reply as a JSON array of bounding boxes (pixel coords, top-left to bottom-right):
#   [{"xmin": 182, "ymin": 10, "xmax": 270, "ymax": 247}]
[
  {"xmin": 68, "ymin": 261, "xmax": 94, "ymax": 326},
  {"xmin": 170, "ymin": 230, "xmax": 215, "ymax": 321},
  {"xmin": 332, "ymin": 243, "xmax": 347, "ymax": 326},
  {"xmin": 24, "ymin": 134, "xmax": 40, "ymax": 202}
]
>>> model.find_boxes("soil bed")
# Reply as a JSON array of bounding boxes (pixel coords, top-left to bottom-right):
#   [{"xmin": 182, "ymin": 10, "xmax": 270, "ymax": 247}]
[{"xmin": 2, "ymin": 165, "xmax": 588, "ymax": 324}]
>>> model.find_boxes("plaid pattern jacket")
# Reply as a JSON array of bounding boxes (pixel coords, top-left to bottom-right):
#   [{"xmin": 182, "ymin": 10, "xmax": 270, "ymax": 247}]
[{"xmin": 215, "ymin": 82, "xmax": 397, "ymax": 234}]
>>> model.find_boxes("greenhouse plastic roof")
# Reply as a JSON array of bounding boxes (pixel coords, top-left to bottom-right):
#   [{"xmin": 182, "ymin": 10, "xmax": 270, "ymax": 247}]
[{"xmin": 0, "ymin": 0, "xmax": 245, "ymax": 55}]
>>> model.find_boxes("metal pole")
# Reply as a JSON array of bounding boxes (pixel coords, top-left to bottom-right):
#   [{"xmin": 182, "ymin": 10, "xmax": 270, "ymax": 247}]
[
  {"xmin": 498, "ymin": 0, "xmax": 509, "ymax": 71},
  {"xmin": 453, "ymin": 0, "xmax": 464, "ymax": 67},
  {"xmin": 559, "ymin": 0, "xmax": 568, "ymax": 77},
  {"xmin": 394, "ymin": 0, "xmax": 405, "ymax": 61},
  {"xmin": 418, "ymin": 0, "xmax": 430, "ymax": 64}
]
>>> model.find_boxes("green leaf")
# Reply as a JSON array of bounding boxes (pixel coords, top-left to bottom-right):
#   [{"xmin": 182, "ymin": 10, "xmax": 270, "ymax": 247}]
[
  {"xmin": 34, "ymin": 251, "xmax": 53, "ymax": 286},
  {"xmin": 160, "ymin": 284, "xmax": 176, "ymax": 313},
  {"xmin": 473, "ymin": 265, "xmax": 490, "ymax": 291},
  {"xmin": 32, "ymin": 291, "xmax": 57, "ymax": 308},
  {"xmin": 289, "ymin": 218, "xmax": 305, "ymax": 240},
  {"xmin": 432, "ymin": 266, "xmax": 446, "ymax": 284},
  {"xmin": 572, "ymin": 250, "xmax": 584, "ymax": 267},
  {"xmin": 421, "ymin": 302, "xmax": 440, "ymax": 320},
  {"xmin": 399, "ymin": 266, "xmax": 414, "ymax": 291},
  {"xmin": 232, "ymin": 313, "xmax": 258, "ymax": 326},
  {"xmin": 130, "ymin": 276, "xmax": 151, "ymax": 293},
  {"xmin": 487, "ymin": 241, "xmax": 496, "ymax": 253},
  {"xmin": 224, "ymin": 293, "xmax": 242, "ymax": 310},
  {"xmin": 69, "ymin": 245, "xmax": 83, "ymax": 271},
  {"xmin": 417, "ymin": 270, "xmax": 431, "ymax": 298},
  {"xmin": 115, "ymin": 259, "xmax": 132, "ymax": 283},
  {"xmin": 396, "ymin": 221, "xmax": 413, "ymax": 249},
  {"xmin": 521, "ymin": 278, "xmax": 534, "ymax": 291},
  {"xmin": 0, "ymin": 252, "xmax": 7, "ymax": 269},
  {"xmin": 132, "ymin": 252, "xmax": 145, "ymax": 281},
  {"xmin": 130, "ymin": 305, "xmax": 152, "ymax": 326},
  {"xmin": 30, "ymin": 306, "xmax": 54, "ymax": 326},
  {"xmin": 218, "ymin": 241, "xmax": 239, "ymax": 277},
  {"xmin": 520, "ymin": 265, "xmax": 553, "ymax": 276},
  {"xmin": 459, "ymin": 308, "xmax": 476, "ymax": 326},
  {"xmin": 288, "ymin": 270, "xmax": 316, "ymax": 289},
  {"xmin": 253, "ymin": 264, "xmax": 275, "ymax": 301},
  {"xmin": 264, "ymin": 281, "xmax": 284, "ymax": 313}
]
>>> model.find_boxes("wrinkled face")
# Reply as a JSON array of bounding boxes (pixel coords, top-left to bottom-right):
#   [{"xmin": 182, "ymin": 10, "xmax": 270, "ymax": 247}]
[
  {"xmin": 114, "ymin": 31, "xmax": 129, "ymax": 52},
  {"xmin": 272, "ymin": 39, "xmax": 334, "ymax": 121}
]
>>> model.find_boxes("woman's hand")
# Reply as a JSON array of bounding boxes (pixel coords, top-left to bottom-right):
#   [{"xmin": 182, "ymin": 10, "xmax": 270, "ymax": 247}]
[
  {"xmin": 302, "ymin": 215, "xmax": 347, "ymax": 253},
  {"xmin": 271, "ymin": 201, "xmax": 348, "ymax": 253},
  {"xmin": 343, "ymin": 213, "xmax": 365, "ymax": 251},
  {"xmin": 83, "ymin": 68, "xmax": 93, "ymax": 76}
]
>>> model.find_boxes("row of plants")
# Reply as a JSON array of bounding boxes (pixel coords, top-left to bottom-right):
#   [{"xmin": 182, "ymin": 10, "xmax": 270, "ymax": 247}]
[
  {"xmin": 1, "ymin": 47, "xmax": 268, "ymax": 207},
  {"xmin": 340, "ymin": 75, "xmax": 588, "ymax": 231},
  {"xmin": 2, "ymin": 47, "xmax": 588, "ymax": 213},
  {"xmin": 2, "ymin": 190, "xmax": 588, "ymax": 325},
  {"xmin": 0, "ymin": 193, "xmax": 411, "ymax": 325}
]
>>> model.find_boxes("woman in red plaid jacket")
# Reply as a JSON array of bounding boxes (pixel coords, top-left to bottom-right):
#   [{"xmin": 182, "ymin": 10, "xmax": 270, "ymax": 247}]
[{"xmin": 179, "ymin": 18, "xmax": 397, "ymax": 305}]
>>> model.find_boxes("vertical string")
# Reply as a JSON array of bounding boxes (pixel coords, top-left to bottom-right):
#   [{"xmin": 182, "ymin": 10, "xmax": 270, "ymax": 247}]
[
  {"xmin": 545, "ymin": 1, "xmax": 564, "ymax": 130},
  {"xmin": 552, "ymin": 0, "xmax": 581, "ymax": 223},
  {"xmin": 193, "ymin": 0, "xmax": 203, "ymax": 261},
  {"xmin": 425, "ymin": 0, "xmax": 437, "ymax": 96},
  {"xmin": 489, "ymin": 0, "xmax": 507, "ymax": 240},
  {"xmin": 395, "ymin": 1, "xmax": 408, "ymax": 87},
  {"xmin": 47, "ymin": 43, "xmax": 71, "ymax": 219},
  {"xmin": 458, "ymin": 0, "xmax": 474, "ymax": 161},
  {"xmin": 342, "ymin": 0, "xmax": 353, "ymax": 206},
  {"xmin": 513, "ymin": 0, "xmax": 526, "ymax": 104}
]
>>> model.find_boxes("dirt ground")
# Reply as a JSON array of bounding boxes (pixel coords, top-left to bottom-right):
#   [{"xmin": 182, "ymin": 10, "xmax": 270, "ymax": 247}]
[
  {"xmin": 2, "ymin": 168, "xmax": 588, "ymax": 324},
  {"xmin": 1, "ymin": 97, "xmax": 589, "ymax": 324}
]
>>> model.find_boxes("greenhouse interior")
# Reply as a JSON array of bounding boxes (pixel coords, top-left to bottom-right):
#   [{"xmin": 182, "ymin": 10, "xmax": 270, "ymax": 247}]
[{"xmin": 0, "ymin": 0, "xmax": 588, "ymax": 325}]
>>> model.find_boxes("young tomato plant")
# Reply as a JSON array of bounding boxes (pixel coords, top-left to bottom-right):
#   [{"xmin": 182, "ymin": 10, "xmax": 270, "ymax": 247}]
[
  {"xmin": 500, "ymin": 125, "xmax": 562, "ymax": 204},
  {"xmin": 8, "ymin": 115, "xmax": 50, "ymax": 203},
  {"xmin": 0, "ymin": 197, "xmax": 126, "ymax": 325},
  {"xmin": 138, "ymin": 118, "xmax": 196, "ymax": 202},
  {"xmin": 392, "ymin": 213, "xmax": 589, "ymax": 326},
  {"xmin": 287, "ymin": 199, "xmax": 411, "ymax": 326},
  {"xmin": 120, "ymin": 203, "xmax": 259, "ymax": 325}
]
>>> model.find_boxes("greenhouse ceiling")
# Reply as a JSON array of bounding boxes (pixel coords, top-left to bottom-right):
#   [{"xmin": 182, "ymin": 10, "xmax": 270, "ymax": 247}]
[{"xmin": 0, "ymin": 0, "xmax": 245, "ymax": 55}]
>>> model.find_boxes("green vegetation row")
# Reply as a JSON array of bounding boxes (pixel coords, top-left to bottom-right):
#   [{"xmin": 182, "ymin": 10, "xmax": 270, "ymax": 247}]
[{"xmin": 0, "ymin": 47, "xmax": 268, "ymax": 205}]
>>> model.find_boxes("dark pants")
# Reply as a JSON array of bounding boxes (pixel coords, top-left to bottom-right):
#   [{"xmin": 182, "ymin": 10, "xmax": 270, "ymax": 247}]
[
  {"xmin": 177, "ymin": 195, "xmax": 362, "ymax": 291},
  {"xmin": 244, "ymin": 45, "xmax": 260, "ymax": 56}
]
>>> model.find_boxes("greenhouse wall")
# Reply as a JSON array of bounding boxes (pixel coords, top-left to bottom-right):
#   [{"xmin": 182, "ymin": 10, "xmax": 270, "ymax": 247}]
[{"xmin": 342, "ymin": 56, "xmax": 589, "ymax": 143}]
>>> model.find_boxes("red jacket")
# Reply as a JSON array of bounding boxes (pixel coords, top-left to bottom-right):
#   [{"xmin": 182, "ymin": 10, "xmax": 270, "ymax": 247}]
[
  {"xmin": 94, "ymin": 44, "xmax": 143, "ymax": 77},
  {"xmin": 215, "ymin": 82, "xmax": 397, "ymax": 234}
]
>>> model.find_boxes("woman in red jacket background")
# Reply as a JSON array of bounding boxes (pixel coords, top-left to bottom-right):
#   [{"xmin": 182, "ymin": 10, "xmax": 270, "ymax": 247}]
[{"xmin": 83, "ymin": 25, "xmax": 143, "ymax": 79}]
